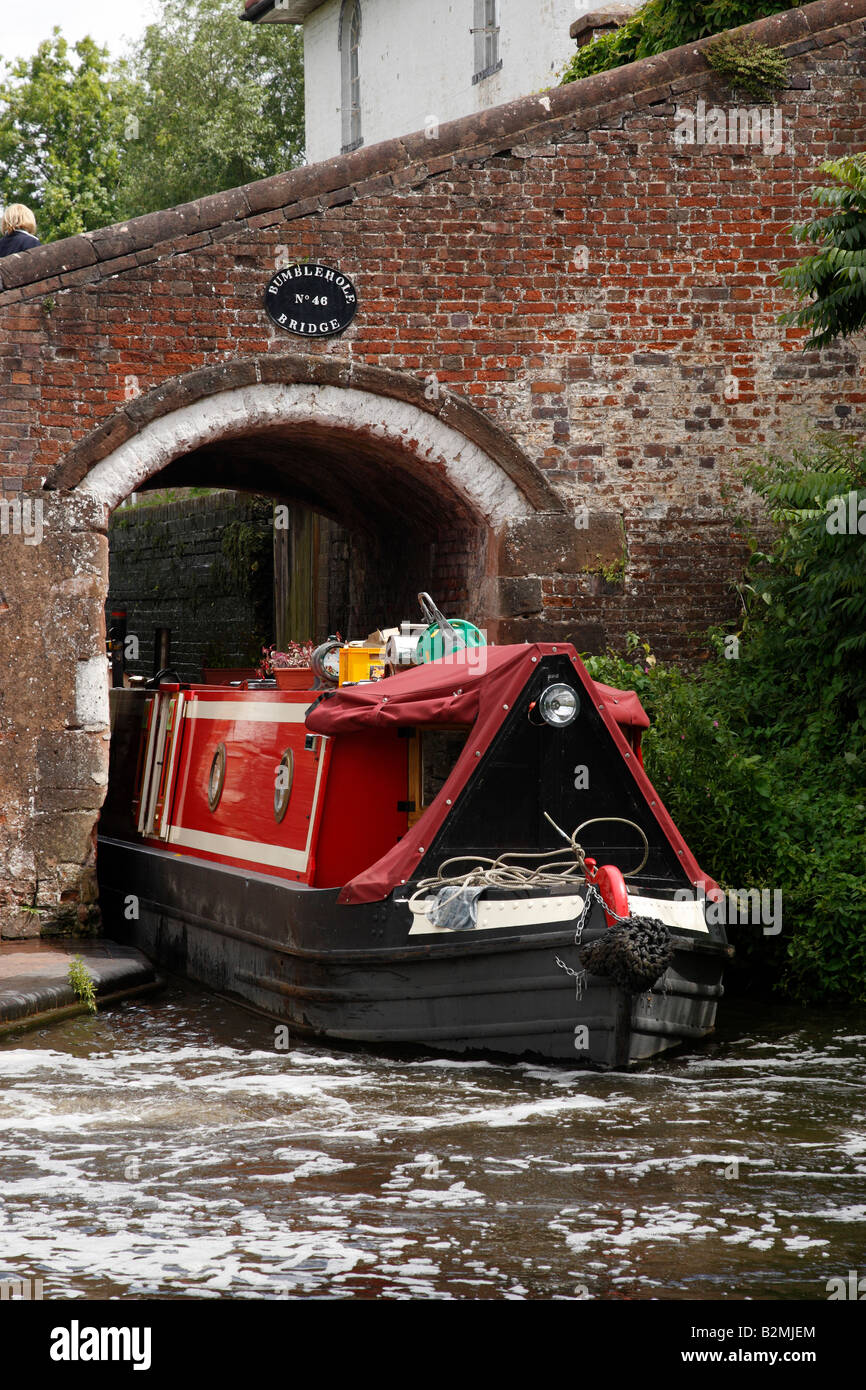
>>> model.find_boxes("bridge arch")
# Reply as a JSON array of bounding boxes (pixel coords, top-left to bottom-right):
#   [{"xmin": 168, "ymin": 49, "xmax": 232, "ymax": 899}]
[
  {"xmin": 49, "ymin": 355, "xmax": 563, "ymax": 518},
  {"xmin": 57, "ymin": 354, "xmax": 564, "ymax": 643}
]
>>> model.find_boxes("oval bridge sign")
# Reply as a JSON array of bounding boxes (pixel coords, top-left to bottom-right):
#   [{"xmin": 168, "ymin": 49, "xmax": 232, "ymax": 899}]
[{"xmin": 264, "ymin": 262, "xmax": 357, "ymax": 337}]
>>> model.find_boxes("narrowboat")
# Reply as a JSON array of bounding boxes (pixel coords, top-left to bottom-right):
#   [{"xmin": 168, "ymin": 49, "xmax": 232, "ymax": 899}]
[{"xmin": 98, "ymin": 636, "xmax": 730, "ymax": 1068}]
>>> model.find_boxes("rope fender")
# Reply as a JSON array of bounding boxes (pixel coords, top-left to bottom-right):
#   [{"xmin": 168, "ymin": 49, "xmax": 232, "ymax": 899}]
[{"xmin": 578, "ymin": 915, "xmax": 674, "ymax": 994}]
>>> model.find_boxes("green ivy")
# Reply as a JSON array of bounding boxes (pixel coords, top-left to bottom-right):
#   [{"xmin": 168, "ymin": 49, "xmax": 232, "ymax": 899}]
[
  {"xmin": 219, "ymin": 499, "xmax": 275, "ymax": 666},
  {"xmin": 560, "ymin": 0, "xmax": 800, "ymax": 82},
  {"xmin": 561, "ymin": 15, "xmax": 644, "ymax": 82}
]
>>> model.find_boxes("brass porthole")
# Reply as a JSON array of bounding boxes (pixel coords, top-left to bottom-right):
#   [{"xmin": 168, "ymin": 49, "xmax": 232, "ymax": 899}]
[
  {"xmin": 207, "ymin": 743, "xmax": 226, "ymax": 811},
  {"xmin": 274, "ymin": 748, "xmax": 294, "ymax": 823}
]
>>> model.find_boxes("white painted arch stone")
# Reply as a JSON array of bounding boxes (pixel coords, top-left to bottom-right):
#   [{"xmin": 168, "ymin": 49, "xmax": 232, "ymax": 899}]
[{"xmin": 75, "ymin": 382, "xmax": 537, "ymax": 526}]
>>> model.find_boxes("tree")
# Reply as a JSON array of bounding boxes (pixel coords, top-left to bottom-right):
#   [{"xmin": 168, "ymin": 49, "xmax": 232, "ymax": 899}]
[
  {"xmin": 117, "ymin": 0, "xmax": 304, "ymax": 219},
  {"xmin": 0, "ymin": 31, "xmax": 129, "ymax": 242},
  {"xmin": 780, "ymin": 154, "xmax": 866, "ymax": 350}
]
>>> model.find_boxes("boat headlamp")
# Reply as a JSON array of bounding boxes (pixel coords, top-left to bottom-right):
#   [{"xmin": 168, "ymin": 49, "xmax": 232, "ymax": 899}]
[{"xmin": 538, "ymin": 683, "xmax": 579, "ymax": 728}]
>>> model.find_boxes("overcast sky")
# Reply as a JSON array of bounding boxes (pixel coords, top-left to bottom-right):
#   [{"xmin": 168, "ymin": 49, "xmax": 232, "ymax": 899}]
[{"xmin": 2, "ymin": 1, "xmax": 161, "ymax": 65}]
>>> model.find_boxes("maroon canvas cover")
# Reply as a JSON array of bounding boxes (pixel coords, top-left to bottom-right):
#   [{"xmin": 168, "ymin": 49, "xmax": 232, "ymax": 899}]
[
  {"xmin": 305, "ymin": 649, "xmax": 651, "ymax": 736},
  {"xmin": 588, "ymin": 681, "xmax": 650, "ymax": 731},
  {"xmin": 305, "ymin": 643, "xmax": 708, "ymax": 903}
]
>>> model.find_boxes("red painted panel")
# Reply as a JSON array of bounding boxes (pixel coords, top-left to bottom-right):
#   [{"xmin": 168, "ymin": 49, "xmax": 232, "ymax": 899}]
[
  {"xmin": 312, "ymin": 731, "xmax": 409, "ymax": 889},
  {"xmin": 136, "ymin": 689, "xmax": 407, "ymax": 889},
  {"xmin": 145, "ymin": 690, "xmax": 326, "ymax": 882}
]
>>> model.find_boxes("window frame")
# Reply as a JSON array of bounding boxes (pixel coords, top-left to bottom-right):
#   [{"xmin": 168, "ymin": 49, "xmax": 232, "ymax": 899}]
[
  {"xmin": 407, "ymin": 725, "xmax": 471, "ymax": 828},
  {"xmin": 472, "ymin": 0, "xmax": 502, "ymax": 85},
  {"xmin": 339, "ymin": 0, "xmax": 364, "ymax": 154}
]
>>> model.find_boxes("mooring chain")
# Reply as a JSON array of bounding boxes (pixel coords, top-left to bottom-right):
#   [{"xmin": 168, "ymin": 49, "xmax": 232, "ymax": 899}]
[
  {"xmin": 555, "ymin": 883, "xmax": 601, "ymax": 1001},
  {"xmin": 554, "ymin": 883, "xmax": 637, "ymax": 1001}
]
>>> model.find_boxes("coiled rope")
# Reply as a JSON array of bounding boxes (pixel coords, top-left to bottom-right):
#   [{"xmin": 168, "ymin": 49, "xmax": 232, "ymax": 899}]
[
  {"xmin": 406, "ymin": 814, "xmax": 650, "ymax": 919},
  {"xmin": 405, "ymin": 812, "xmax": 673, "ymax": 993}
]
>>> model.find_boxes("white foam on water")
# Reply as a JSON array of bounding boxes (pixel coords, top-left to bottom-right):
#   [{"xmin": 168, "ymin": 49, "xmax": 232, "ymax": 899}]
[
  {"xmin": 352, "ymin": 1224, "xmax": 412, "ymax": 1236},
  {"xmin": 254, "ymin": 1154, "xmax": 357, "ymax": 1183},
  {"xmin": 2, "ymin": 992, "xmax": 863, "ymax": 1299},
  {"xmin": 551, "ymin": 1205, "xmax": 719, "ymax": 1254},
  {"xmin": 183, "ymin": 1071, "xmax": 361, "ymax": 1096},
  {"xmin": 379, "ymin": 1092, "xmax": 608, "ymax": 1133},
  {"xmin": 804, "ymin": 1204, "xmax": 866, "ymax": 1222},
  {"xmin": 287, "ymin": 1051, "xmax": 367, "ymax": 1069},
  {"xmin": 401, "ymin": 1182, "xmax": 486, "ymax": 1208},
  {"xmin": 0, "ymin": 1045, "xmax": 256, "ymax": 1076},
  {"xmin": 408, "ymin": 1058, "xmax": 504, "ymax": 1071},
  {"xmin": 0, "ymin": 1105, "xmax": 134, "ymax": 1132},
  {"xmin": 685, "ymin": 1054, "xmax": 866, "ymax": 1073},
  {"xmin": 784, "ymin": 1235, "xmax": 829, "ymax": 1251},
  {"xmin": 590, "ymin": 1153, "xmax": 775, "ymax": 1178}
]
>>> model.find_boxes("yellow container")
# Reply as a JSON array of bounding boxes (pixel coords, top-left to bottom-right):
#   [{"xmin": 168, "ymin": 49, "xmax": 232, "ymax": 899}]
[{"xmin": 338, "ymin": 645, "xmax": 385, "ymax": 686}]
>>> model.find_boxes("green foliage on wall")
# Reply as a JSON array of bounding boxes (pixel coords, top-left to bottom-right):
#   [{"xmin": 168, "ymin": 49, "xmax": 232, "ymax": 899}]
[
  {"xmin": 704, "ymin": 34, "xmax": 789, "ymax": 99},
  {"xmin": 219, "ymin": 498, "xmax": 275, "ymax": 665},
  {"xmin": 560, "ymin": 0, "xmax": 798, "ymax": 82}
]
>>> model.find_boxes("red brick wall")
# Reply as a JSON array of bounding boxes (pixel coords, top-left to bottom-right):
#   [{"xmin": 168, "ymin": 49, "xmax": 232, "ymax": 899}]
[{"xmin": 2, "ymin": 1, "xmax": 864, "ymax": 659}]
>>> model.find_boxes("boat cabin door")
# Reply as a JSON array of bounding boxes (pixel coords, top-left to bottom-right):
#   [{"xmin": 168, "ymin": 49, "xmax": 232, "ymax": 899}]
[{"xmin": 136, "ymin": 688, "xmax": 186, "ymax": 839}]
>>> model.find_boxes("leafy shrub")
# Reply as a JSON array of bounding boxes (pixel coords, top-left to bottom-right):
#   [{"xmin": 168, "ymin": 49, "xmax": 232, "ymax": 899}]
[
  {"xmin": 561, "ymin": 15, "xmax": 644, "ymax": 83},
  {"xmin": 581, "ymin": 437, "xmax": 866, "ymax": 1004},
  {"xmin": 780, "ymin": 154, "xmax": 866, "ymax": 349},
  {"xmin": 637, "ymin": 0, "xmax": 797, "ymax": 57},
  {"xmin": 67, "ymin": 956, "xmax": 98, "ymax": 1014},
  {"xmin": 740, "ymin": 439, "xmax": 866, "ymax": 741}
]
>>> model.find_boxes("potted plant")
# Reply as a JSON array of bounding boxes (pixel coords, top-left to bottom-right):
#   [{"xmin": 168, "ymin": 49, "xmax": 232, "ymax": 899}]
[{"xmin": 257, "ymin": 642, "xmax": 315, "ymax": 690}]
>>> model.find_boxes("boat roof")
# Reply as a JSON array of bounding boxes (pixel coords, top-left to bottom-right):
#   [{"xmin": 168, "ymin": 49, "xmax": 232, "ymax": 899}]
[{"xmin": 305, "ymin": 643, "xmax": 650, "ymax": 736}]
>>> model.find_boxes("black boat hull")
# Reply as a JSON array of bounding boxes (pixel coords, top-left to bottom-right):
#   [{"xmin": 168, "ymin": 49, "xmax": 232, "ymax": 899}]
[{"xmin": 99, "ymin": 837, "xmax": 729, "ymax": 1069}]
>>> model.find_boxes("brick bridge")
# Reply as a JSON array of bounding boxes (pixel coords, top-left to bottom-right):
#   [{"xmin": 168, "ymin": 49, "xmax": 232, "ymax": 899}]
[{"xmin": 1, "ymin": 0, "xmax": 864, "ymax": 936}]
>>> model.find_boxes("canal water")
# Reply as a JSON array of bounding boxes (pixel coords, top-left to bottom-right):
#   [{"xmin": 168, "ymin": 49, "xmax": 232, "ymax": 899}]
[{"xmin": 1, "ymin": 985, "xmax": 863, "ymax": 1301}]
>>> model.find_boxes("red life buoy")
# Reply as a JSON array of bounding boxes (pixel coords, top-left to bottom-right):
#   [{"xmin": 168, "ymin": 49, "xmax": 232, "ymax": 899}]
[{"xmin": 583, "ymin": 857, "xmax": 629, "ymax": 928}]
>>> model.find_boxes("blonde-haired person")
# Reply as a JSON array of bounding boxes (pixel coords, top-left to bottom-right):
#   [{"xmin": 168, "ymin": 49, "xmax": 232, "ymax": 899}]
[{"xmin": 0, "ymin": 204, "xmax": 40, "ymax": 258}]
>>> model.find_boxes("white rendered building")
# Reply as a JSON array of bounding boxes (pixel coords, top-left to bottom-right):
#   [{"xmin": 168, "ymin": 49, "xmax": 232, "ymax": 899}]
[{"xmin": 242, "ymin": 0, "xmax": 602, "ymax": 165}]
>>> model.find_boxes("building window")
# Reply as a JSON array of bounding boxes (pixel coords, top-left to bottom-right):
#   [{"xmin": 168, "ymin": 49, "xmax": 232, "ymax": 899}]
[
  {"xmin": 472, "ymin": 0, "xmax": 501, "ymax": 84},
  {"xmin": 339, "ymin": 0, "xmax": 363, "ymax": 153}
]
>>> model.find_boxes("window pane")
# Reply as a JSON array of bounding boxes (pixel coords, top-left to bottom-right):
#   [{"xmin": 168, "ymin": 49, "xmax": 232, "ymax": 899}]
[
  {"xmin": 341, "ymin": 0, "xmax": 362, "ymax": 151},
  {"xmin": 421, "ymin": 729, "xmax": 469, "ymax": 807},
  {"xmin": 474, "ymin": 0, "xmax": 499, "ymax": 77}
]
